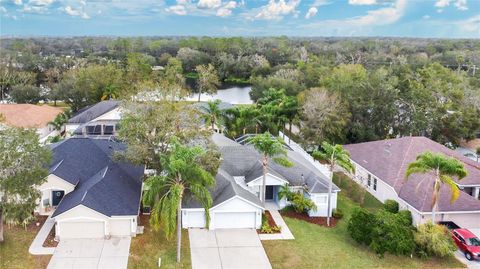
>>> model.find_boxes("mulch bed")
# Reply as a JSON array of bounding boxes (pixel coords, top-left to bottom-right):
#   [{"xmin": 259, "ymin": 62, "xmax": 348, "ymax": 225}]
[
  {"xmin": 281, "ymin": 210, "xmax": 338, "ymax": 228},
  {"xmin": 42, "ymin": 225, "xmax": 58, "ymax": 247},
  {"xmin": 257, "ymin": 210, "xmax": 281, "ymax": 234}
]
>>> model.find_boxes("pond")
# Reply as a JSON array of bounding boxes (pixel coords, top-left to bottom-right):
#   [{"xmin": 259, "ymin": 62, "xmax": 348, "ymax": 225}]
[{"xmin": 185, "ymin": 85, "xmax": 253, "ymax": 105}]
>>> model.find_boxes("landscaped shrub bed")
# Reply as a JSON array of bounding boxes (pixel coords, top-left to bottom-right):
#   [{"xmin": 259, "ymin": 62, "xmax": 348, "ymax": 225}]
[
  {"xmin": 258, "ymin": 211, "xmax": 281, "ymax": 234},
  {"xmin": 281, "ymin": 207, "xmax": 338, "ymax": 227}
]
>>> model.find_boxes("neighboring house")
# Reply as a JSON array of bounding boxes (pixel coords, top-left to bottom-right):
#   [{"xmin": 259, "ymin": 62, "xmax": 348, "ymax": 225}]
[
  {"xmin": 66, "ymin": 100, "xmax": 121, "ymax": 136},
  {"xmin": 36, "ymin": 137, "xmax": 144, "ymax": 239},
  {"xmin": 182, "ymin": 133, "xmax": 338, "ymax": 230},
  {"xmin": 344, "ymin": 136, "xmax": 480, "ymax": 229},
  {"xmin": 0, "ymin": 104, "xmax": 63, "ymax": 143}
]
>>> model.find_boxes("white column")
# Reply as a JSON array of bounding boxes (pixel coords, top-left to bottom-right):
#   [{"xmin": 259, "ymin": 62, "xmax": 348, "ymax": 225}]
[{"xmin": 474, "ymin": 187, "xmax": 480, "ymax": 200}]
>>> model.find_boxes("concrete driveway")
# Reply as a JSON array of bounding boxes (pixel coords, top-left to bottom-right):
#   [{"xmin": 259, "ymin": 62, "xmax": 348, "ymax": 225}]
[
  {"xmin": 189, "ymin": 229, "xmax": 272, "ymax": 269},
  {"xmin": 47, "ymin": 237, "xmax": 131, "ymax": 269}
]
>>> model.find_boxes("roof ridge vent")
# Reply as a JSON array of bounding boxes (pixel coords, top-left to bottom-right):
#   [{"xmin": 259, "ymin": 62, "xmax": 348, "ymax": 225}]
[
  {"xmin": 81, "ymin": 190, "xmax": 88, "ymax": 201},
  {"xmin": 51, "ymin": 159, "xmax": 64, "ymax": 172}
]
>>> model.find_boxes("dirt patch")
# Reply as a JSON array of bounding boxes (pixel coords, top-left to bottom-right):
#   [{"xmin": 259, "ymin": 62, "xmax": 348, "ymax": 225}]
[{"xmin": 281, "ymin": 210, "xmax": 338, "ymax": 227}]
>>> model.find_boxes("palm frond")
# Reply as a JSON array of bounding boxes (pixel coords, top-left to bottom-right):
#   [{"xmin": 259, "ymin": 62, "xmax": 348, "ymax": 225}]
[{"xmin": 440, "ymin": 175, "xmax": 460, "ymax": 204}]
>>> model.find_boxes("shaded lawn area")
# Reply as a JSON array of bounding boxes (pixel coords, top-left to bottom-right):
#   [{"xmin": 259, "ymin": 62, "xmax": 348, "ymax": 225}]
[
  {"xmin": 128, "ymin": 216, "xmax": 191, "ymax": 269},
  {"xmin": 0, "ymin": 224, "xmax": 51, "ymax": 269},
  {"xmin": 263, "ymin": 182, "xmax": 464, "ymax": 269}
]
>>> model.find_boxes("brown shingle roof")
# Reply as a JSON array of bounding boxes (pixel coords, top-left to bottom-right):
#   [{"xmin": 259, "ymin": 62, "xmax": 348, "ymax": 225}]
[
  {"xmin": 0, "ymin": 104, "xmax": 64, "ymax": 128},
  {"xmin": 344, "ymin": 137, "xmax": 480, "ymax": 213}
]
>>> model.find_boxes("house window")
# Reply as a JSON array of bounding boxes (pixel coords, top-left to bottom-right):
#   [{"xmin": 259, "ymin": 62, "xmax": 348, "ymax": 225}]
[
  {"xmin": 86, "ymin": 125, "xmax": 102, "ymax": 135},
  {"xmin": 103, "ymin": 125, "xmax": 114, "ymax": 135},
  {"xmin": 367, "ymin": 174, "xmax": 371, "ymax": 187},
  {"xmin": 373, "ymin": 178, "xmax": 377, "ymax": 191}
]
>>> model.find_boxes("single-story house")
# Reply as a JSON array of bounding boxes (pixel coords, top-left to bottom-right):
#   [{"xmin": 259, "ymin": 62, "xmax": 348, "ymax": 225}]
[
  {"xmin": 66, "ymin": 100, "xmax": 121, "ymax": 137},
  {"xmin": 344, "ymin": 136, "xmax": 480, "ymax": 229},
  {"xmin": 36, "ymin": 137, "xmax": 144, "ymax": 239},
  {"xmin": 182, "ymin": 133, "xmax": 338, "ymax": 230},
  {"xmin": 0, "ymin": 104, "xmax": 64, "ymax": 143}
]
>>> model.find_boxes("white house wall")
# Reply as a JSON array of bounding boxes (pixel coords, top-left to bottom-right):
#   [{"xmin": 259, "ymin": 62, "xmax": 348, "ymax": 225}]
[
  {"xmin": 247, "ymin": 174, "xmax": 288, "ymax": 187},
  {"xmin": 36, "ymin": 174, "xmax": 76, "ymax": 213},
  {"xmin": 307, "ymin": 192, "xmax": 337, "ymax": 217},
  {"xmin": 54, "ymin": 205, "xmax": 137, "ymax": 239}
]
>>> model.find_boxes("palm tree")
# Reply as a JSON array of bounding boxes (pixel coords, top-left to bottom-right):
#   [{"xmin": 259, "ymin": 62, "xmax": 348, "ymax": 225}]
[
  {"xmin": 406, "ymin": 151, "xmax": 467, "ymax": 223},
  {"xmin": 142, "ymin": 139, "xmax": 216, "ymax": 262},
  {"xmin": 195, "ymin": 64, "xmax": 220, "ymax": 102},
  {"xmin": 248, "ymin": 132, "xmax": 293, "ymax": 206},
  {"xmin": 48, "ymin": 110, "xmax": 72, "ymax": 135},
  {"xmin": 201, "ymin": 99, "xmax": 223, "ymax": 132},
  {"xmin": 101, "ymin": 84, "xmax": 119, "ymax": 100},
  {"xmin": 313, "ymin": 142, "xmax": 355, "ymax": 226}
]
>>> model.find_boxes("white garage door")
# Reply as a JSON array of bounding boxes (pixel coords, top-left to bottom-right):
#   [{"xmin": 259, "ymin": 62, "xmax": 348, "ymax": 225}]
[
  {"xmin": 58, "ymin": 221, "xmax": 105, "ymax": 238},
  {"xmin": 214, "ymin": 212, "xmax": 256, "ymax": 229},
  {"xmin": 184, "ymin": 211, "xmax": 206, "ymax": 228},
  {"xmin": 110, "ymin": 219, "xmax": 132, "ymax": 236}
]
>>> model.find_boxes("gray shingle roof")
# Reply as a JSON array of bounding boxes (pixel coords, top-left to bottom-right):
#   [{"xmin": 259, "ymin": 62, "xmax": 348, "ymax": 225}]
[
  {"xmin": 68, "ymin": 101, "xmax": 120, "ymax": 124},
  {"xmin": 50, "ymin": 137, "xmax": 144, "ymax": 217},
  {"xmin": 344, "ymin": 136, "xmax": 480, "ymax": 213}
]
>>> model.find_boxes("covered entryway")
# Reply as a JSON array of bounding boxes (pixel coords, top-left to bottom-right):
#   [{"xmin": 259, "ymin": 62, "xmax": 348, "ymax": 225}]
[
  {"xmin": 57, "ymin": 221, "xmax": 105, "ymax": 239},
  {"xmin": 213, "ymin": 212, "xmax": 257, "ymax": 229}
]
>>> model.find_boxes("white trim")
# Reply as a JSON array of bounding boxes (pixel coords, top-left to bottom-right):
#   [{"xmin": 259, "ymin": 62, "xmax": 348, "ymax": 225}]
[
  {"xmin": 456, "ymin": 183, "xmax": 480, "ymax": 187},
  {"xmin": 45, "ymin": 174, "xmax": 77, "ymax": 188},
  {"xmin": 209, "ymin": 195, "xmax": 264, "ymax": 211},
  {"xmin": 53, "ymin": 204, "xmax": 110, "ymax": 218},
  {"xmin": 246, "ymin": 173, "xmax": 288, "ymax": 186}
]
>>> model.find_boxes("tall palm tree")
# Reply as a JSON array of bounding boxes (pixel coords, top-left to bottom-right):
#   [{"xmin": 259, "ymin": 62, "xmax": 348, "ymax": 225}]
[
  {"xmin": 201, "ymin": 99, "xmax": 223, "ymax": 132},
  {"xmin": 142, "ymin": 139, "xmax": 216, "ymax": 263},
  {"xmin": 313, "ymin": 142, "xmax": 355, "ymax": 226},
  {"xmin": 406, "ymin": 151, "xmax": 467, "ymax": 223},
  {"xmin": 195, "ymin": 64, "xmax": 220, "ymax": 102},
  {"xmin": 48, "ymin": 110, "xmax": 72, "ymax": 134},
  {"xmin": 248, "ymin": 132, "xmax": 293, "ymax": 206}
]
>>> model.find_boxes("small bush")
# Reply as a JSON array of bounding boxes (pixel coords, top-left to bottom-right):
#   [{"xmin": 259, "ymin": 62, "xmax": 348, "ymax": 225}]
[
  {"xmin": 332, "ymin": 208, "xmax": 344, "ymax": 219},
  {"xmin": 291, "ymin": 193, "xmax": 317, "ymax": 213},
  {"xmin": 369, "ymin": 210, "xmax": 416, "ymax": 257},
  {"xmin": 398, "ymin": 210, "xmax": 413, "ymax": 226},
  {"xmin": 261, "ymin": 223, "xmax": 273, "ymax": 233},
  {"xmin": 384, "ymin": 199, "xmax": 399, "ymax": 213},
  {"xmin": 272, "ymin": 225, "xmax": 282, "ymax": 233},
  {"xmin": 347, "ymin": 207, "xmax": 376, "ymax": 245},
  {"xmin": 415, "ymin": 222, "xmax": 457, "ymax": 258}
]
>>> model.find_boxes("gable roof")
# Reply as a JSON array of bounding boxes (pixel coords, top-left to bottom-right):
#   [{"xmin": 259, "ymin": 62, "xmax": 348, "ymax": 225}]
[
  {"xmin": 344, "ymin": 136, "xmax": 480, "ymax": 213},
  {"xmin": 68, "ymin": 100, "xmax": 120, "ymax": 124},
  {"xmin": 50, "ymin": 137, "xmax": 144, "ymax": 217},
  {"xmin": 0, "ymin": 104, "xmax": 63, "ymax": 128}
]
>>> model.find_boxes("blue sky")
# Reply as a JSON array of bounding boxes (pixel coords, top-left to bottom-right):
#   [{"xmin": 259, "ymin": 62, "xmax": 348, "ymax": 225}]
[{"xmin": 0, "ymin": 0, "xmax": 479, "ymax": 37}]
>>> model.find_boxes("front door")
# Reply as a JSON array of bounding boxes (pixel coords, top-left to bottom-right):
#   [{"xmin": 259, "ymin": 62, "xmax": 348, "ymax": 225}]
[
  {"xmin": 52, "ymin": 190, "xmax": 65, "ymax": 206},
  {"xmin": 265, "ymin": 186, "xmax": 274, "ymax": 200}
]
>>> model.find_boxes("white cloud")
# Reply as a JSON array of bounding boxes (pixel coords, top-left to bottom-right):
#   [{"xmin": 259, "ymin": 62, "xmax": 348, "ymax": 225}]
[
  {"xmin": 165, "ymin": 4, "xmax": 187, "ymax": 15},
  {"xmin": 223, "ymin": 1, "xmax": 237, "ymax": 9},
  {"xmin": 254, "ymin": 0, "xmax": 300, "ymax": 20},
  {"xmin": 28, "ymin": 0, "xmax": 54, "ymax": 6},
  {"xmin": 434, "ymin": 0, "xmax": 467, "ymax": 11},
  {"xmin": 63, "ymin": 5, "xmax": 89, "ymax": 19},
  {"xmin": 457, "ymin": 15, "xmax": 479, "ymax": 33},
  {"xmin": 349, "ymin": 0, "xmax": 377, "ymax": 5},
  {"xmin": 0, "ymin": 6, "xmax": 7, "ymax": 13},
  {"xmin": 197, "ymin": 0, "xmax": 221, "ymax": 9},
  {"xmin": 454, "ymin": 0, "xmax": 467, "ymax": 10},
  {"xmin": 13, "ymin": 0, "xmax": 23, "ymax": 5},
  {"xmin": 22, "ymin": 4, "xmax": 49, "ymax": 13},
  {"xmin": 422, "ymin": 14, "xmax": 430, "ymax": 19},
  {"xmin": 216, "ymin": 1, "xmax": 237, "ymax": 17},
  {"xmin": 305, "ymin": 7, "xmax": 317, "ymax": 19},
  {"xmin": 350, "ymin": 0, "xmax": 406, "ymax": 26}
]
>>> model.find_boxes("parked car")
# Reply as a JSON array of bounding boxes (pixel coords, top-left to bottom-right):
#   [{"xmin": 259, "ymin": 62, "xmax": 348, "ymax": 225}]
[
  {"xmin": 452, "ymin": 229, "xmax": 480, "ymax": 261},
  {"xmin": 438, "ymin": 221, "xmax": 460, "ymax": 231}
]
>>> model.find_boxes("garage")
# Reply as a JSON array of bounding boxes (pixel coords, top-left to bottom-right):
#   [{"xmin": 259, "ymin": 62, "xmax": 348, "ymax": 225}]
[
  {"xmin": 110, "ymin": 219, "xmax": 133, "ymax": 236},
  {"xmin": 183, "ymin": 211, "xmax": 206, "ymax": 228},
  {"xmin": 213, "ymin": 212, "xmax": 257, "ymax": 229},
  {"xmin": 57, "ymin": 220, "xmax": 105, "ymax": 239}
]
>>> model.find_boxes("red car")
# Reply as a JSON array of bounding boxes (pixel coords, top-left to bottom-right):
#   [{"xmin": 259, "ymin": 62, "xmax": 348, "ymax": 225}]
[{"xmin": 452, "ymin": 229, "xmax": 480, "ymax": 261}]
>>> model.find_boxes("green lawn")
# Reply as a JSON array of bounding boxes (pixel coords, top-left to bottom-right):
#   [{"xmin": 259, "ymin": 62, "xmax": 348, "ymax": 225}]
[
  {"xmin": 262, "ymin": 192, "xmax": 464, "ymax": 269},
  {"xmin": 0, "ymin": 225, "xmax": 51, "ymax": 269},
  {"xmin": 128, "ymin": 217, "xmax": 191, "ymax": 269}
]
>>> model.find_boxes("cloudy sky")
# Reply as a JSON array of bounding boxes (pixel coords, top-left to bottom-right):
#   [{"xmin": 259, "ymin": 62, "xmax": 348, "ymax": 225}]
[{"xmin": 0, "ymin": 0, "xmax": 479, "ymax": 37}]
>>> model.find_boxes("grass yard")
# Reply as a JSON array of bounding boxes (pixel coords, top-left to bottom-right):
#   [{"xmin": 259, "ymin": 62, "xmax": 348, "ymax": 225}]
[
  {"xmin": 128, "ymin": 216, "xmax": 191, "ymax": 269},
  {"xmin": 0, "ymin": 224, "xmax": 51, "ymax": 269},
  {"xmin": 262, "ymin": 175, "xmax": 464, "ymax": 269}
]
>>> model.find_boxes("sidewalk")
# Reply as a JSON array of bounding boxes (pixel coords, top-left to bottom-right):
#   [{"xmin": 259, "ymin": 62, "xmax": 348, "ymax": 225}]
[
  {"xmin": 259, "ymin": 210, "xmax": 294, "ymax": 240},
  {"xmin": 29, "ymin": 216, "xmax": 56, "ymax": 255}
]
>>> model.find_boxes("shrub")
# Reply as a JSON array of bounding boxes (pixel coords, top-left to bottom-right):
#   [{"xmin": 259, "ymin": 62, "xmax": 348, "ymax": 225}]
[
  {"xmin": 398, "ymin": 210, "xmax": 413, "ymax": 226},
  {"xmin": 347, "ymin": 207, "xmax": 376, "ymax": 245},
  {"xmin": 261, "ymin": 223, "xmax": 272, "ymax": 233},
  {"xmin": 384, "ymin": 199, "xmax": 399, "ymax": 213},
  {"xmin": 369, "ymin": 210, "xmax": 416, "ymax": 257},
  {"xmin": 415, "ymin": 222, "xmax": 457, "ymax": 258},
  {"xmin": 332, "ymin": 208, "xmax": 344, "ymax": 219},
  {"xmin": 291, "ymin": 193, "xmax": 317, "ymax": 213}
]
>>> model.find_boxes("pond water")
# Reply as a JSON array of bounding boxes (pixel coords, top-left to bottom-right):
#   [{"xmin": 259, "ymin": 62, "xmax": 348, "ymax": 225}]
[{"xmin": 185, "ymin": 86, "xmax": 253, "ymax": 105}]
